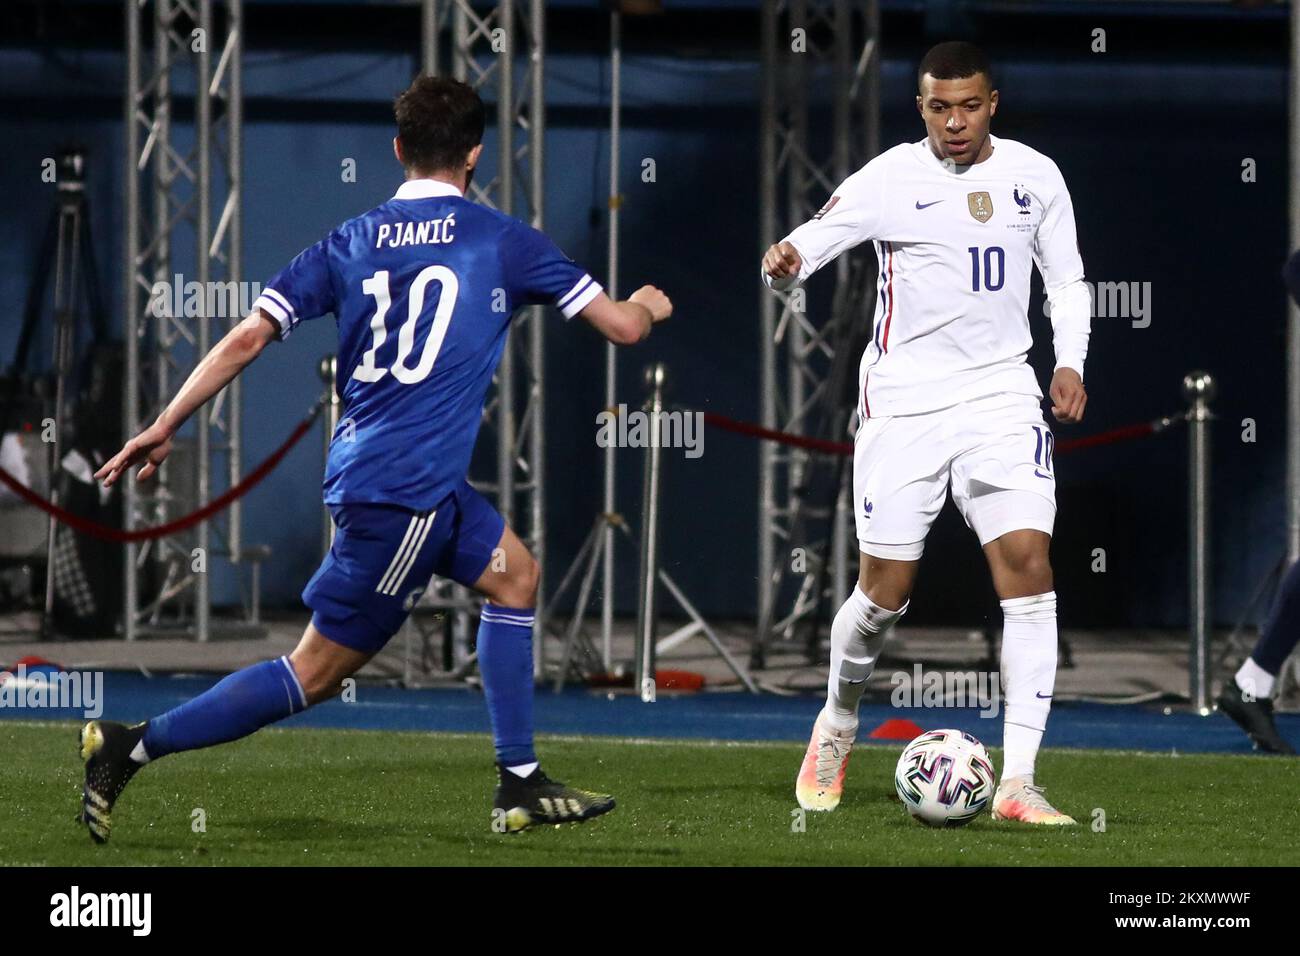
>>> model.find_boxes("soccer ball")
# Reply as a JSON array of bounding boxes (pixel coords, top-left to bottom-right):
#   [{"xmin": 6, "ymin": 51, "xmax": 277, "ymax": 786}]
[{"xmin": 894, "ymin": 729, "xmax": 996, "ymax": 828}]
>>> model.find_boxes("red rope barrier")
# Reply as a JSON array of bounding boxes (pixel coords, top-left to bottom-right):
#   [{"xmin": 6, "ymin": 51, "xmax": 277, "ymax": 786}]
[
  {"xmin": 700, "ymin": 411, "xmax": 854, "ymax": 456},
  {"xmin": 697, "ymin": 408, "xmax": 1186, "ymax": 458},
  {"xmin": 0, "ymin": 395, "xmax": 326, "ymax": 543},
  {"xmin": 1054, "ymin": 421, "xmax": 1154, "ymax": 454},
  {"xmin": 4, "ymin": 393, "xmax": 1179, "ymax": 544}
]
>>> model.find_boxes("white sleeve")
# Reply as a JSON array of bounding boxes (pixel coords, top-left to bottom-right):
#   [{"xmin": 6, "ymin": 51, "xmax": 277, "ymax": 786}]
[
  {"xmin": 1033, "ymin": 161, "xmax": 1090, "ymax": 379},
  {"xmin": 761, "ymin": 160, "xmax": 885, "ymax": 291}
]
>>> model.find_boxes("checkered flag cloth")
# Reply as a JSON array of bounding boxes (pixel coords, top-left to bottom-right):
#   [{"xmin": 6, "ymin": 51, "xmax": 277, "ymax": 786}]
[{"xmin": 52, "ymin": 523, "xmax": 96, "ymax": 618}]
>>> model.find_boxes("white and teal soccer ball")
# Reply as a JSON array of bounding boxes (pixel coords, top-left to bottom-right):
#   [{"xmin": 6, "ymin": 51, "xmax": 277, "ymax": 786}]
[{"xmin": 894, "ymin": 729, "xmax": 996, "ymax": 828}]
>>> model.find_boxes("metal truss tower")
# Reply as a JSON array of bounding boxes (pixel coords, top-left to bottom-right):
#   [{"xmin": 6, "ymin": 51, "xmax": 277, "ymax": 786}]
[
  {"xmin": 756, "ymin": 0, "xmax": 880, "ymax": 666},
  {"xmin": 419, "ymin": 1, "xmax": 548, "ymax": 666},
  {"xmin": 123, "ymin": 0, "xmax": 245, "ymax": 641}
]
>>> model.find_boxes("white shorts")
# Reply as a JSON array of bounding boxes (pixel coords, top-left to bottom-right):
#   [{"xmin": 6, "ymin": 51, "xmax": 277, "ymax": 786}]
[{"xmin": 853, "ymin": 392, "xmax": 1057, "ymax": 560}]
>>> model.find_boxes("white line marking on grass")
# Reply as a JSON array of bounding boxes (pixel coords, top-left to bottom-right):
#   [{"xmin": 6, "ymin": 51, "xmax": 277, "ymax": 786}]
[{"xmin": 3, "ymin": 719, "xmax": 1280, "ymax": 760}]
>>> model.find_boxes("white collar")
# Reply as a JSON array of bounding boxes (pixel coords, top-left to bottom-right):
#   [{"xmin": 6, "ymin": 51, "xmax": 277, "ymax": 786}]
[{"xmin": 393, "ymin": 178, "xmax": 464, "ymax": 200}]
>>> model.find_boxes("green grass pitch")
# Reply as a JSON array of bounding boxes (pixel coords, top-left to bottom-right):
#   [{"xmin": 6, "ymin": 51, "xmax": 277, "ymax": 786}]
[{"xmin": 3, "ymin": 721, "xmax": 1298, "ymax": 866}]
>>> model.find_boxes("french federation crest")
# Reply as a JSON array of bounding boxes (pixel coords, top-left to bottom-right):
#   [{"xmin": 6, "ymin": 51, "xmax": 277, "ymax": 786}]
[
  {"xmin": 1013, "ymin": 185, "xmax": 1032, "ymax": 215},
  {"xmin": 967, "ymin": 191, "xmax": 993, "ymax": 222}
]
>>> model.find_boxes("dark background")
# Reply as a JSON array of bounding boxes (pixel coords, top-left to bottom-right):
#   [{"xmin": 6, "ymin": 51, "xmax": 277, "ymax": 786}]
[{"xmin": 0, "ymin": 0, "xmax": 1290, "ymax": 629}]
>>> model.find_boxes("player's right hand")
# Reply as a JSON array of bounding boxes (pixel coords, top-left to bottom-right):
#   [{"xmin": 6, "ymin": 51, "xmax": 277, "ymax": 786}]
[
  {"xmin": 763, "ymin": 241, "xmax": 802, "ymax": 280},
  {"xmin": 94, "ymin": 421, "xmax": 174, "ymax": 488},
  {"xmin": 629, "ymin": 285, "xmax": 673, "ymax": 323}
]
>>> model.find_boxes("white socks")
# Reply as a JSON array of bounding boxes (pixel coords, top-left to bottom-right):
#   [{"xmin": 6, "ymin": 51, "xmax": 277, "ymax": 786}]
[
  {"xmin": 999, "ymin": 591, "xmax": 1058, "ymax": 782},
  {"xmin": 1235, "ymin": 657, "xmax": 1275, "ymax": 700},
  {"xmin": 824, "ymin": 586, "xmax": 908, "ymax": 732},
  {"xmin": 822, "ymin": 585, "xmax": 1059, "ymax": 781}
]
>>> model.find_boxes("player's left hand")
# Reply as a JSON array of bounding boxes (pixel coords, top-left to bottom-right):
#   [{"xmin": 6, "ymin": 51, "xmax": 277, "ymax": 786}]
[
  {"xmin": 1049, "ymin": 368, "xmax": 1086, "ymax": 424},
  {"xmin": 94, "ymin": 421, "xmax": 175, "ymax": 488}
]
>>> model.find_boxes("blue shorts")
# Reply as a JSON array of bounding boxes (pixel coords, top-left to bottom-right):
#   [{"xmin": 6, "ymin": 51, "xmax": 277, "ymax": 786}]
[{"xmin": 302, "ymin": 479, "xmax": 506, "ymax": 654}]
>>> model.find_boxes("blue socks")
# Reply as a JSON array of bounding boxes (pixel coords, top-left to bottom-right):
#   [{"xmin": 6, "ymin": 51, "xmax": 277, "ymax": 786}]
[
  {"xmin": 476, "ymin": 604, "xmax": 537, "ymax": 769},
  {"xmin": 141, "ymin": 656, "xmax": 307, "ymax": 760},
  {"xmin": 135, "ymin": 610, "xmax": 539, "ymax": 771}
]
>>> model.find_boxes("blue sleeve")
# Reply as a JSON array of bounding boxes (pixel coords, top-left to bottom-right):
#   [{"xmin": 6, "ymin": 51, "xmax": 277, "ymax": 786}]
[
  {"xmin": 501, "ymin": 222, "xmax": 603, "ymax": 319},
  {"xmin": 253, "ymin": 232, "xmax": 340, "ymax": 339}
]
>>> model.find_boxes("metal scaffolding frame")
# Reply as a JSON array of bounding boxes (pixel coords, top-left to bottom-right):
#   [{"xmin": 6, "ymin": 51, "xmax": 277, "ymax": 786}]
[
  {"xmin": 123, "ymin": 0, "xmax": 247, "ymax": 641},
  {"xmin": 755, "ymin": 0, "xmax": 880, "ymax": 666},
  {"xmin": 413, "ymin": 0, "xmax": 549, "ymax": 675}
]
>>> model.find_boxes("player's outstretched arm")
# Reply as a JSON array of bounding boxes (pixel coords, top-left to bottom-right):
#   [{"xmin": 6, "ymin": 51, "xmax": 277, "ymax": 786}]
[
  {"xmin": 95, "ymin": 310, "xmax": 279, "ymax": 487},
  {"xmin": 578, "ymin": 286, "xmax": 672, "ymax": 346}
]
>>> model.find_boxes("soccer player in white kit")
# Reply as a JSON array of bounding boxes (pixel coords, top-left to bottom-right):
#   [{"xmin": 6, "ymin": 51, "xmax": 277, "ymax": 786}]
[{"xmin": 763, "ymin": 42, "xmax": 1090, "ymax": 825}]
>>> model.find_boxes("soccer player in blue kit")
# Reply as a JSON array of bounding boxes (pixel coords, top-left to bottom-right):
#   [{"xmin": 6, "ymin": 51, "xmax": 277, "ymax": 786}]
[{"xmin": 80, "ymin": 76, "xmax": 672, "ymax": 841}]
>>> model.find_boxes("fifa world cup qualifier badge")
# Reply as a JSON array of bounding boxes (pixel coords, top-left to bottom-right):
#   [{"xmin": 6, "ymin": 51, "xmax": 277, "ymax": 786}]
[
  {"xmin": 812, "ymin": 195, "xmax": 840, "ymax": 220},
  {"xmin": 967, "ymin": 191, "xmax": 994, "ymax": 222}
]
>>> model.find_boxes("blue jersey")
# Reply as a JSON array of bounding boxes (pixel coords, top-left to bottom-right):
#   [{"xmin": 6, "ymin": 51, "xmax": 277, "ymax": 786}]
[{"xmin": 254, "ymin": 179, "xmax": 602, "ymax": 511}]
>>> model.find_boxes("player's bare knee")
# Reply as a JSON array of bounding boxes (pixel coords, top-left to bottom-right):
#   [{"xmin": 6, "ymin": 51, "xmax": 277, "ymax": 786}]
[
  {"xmin": 864, "ymin": 584, "xmax": 910, "ymax": 612},
  {"xmin": 500, "ymin": 554, "xmax": 539, "ymax": 608},
  {"xmin": 300, "ymin": 669, "xmax": 348, "ymax": 706},
  {"xmin": 859, "ymin": 557, "xmax": 915, "ymax": 611},
  {"xmin": 288, "ymin": 652, "xmax": 353, "ymax": 706},
  {"xmin": 522, "ymin": 555, "xmax": 541, "ymax": 603},
  {"xmin": 999, "ymin": 548, "xmax": 1052, "ymax": 593}
]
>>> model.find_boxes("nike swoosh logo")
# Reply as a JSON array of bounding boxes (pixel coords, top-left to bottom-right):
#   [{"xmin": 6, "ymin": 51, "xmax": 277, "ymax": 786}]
[
  {"xmin": 1036, "ymin": 692, "xmax": 1053, "ymax": 699},
  {"xmin": 915, "ymin": 200, "xmax": 944, "ymax": 210}
]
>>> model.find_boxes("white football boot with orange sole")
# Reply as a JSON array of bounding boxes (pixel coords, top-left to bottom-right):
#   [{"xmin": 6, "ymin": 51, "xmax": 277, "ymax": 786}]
[
  {"xmin": 795, "ymin": 709, "xmax": 857, "ymax": 812},
  {"xmin": 991, "ymin": 775, "xmax": 1077, "ymax": 825}
]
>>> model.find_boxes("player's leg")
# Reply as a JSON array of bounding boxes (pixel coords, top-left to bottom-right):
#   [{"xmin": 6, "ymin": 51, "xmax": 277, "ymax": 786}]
[
  {"xmin": 1216, "ymin": 560, "xmax": 1300, "ymax": 754},
  {"xmin": 468, "ymin": 520, "xmax": 541, "ymax": 776},
  {"xmin": 797, "ymin": 410, "xmax": 948, "ymax": 812},
  {"xmin": 80, "ymin": 502, "xmax": 416, "ymax": 844},
  {"xmin": 826, "ymin": 552, "xmax": 918, "ymax": 731},
  {"xmin": 442, "ymin": 480, "xmax": 614, "ymax": 830},
  {"xmin": 79, "ymin": 621, "xmax": 371, "ymax": 843},
  {"xmin": 979, "ymin": 513, "xmax": 1075, "ymax": 824},
  {"xmin": 951, "ymin": 394, "xmax": 1074, "ymax": 825},
  {"xmin": 797, "ymin": 552, "xmax": 921, "ymax": 812}
]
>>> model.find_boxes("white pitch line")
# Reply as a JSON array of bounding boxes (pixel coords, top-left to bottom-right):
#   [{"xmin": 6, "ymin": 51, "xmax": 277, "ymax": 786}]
[{"xmin": 4, "ymin": 719, "xmax": 1280, "ymax": 760}]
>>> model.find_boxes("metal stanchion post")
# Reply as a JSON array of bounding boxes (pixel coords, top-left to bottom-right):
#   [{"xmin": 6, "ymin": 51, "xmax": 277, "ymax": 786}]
[
  {"xmin": 319, "ymin": 356, "xmax": 340, "ymax": 558},
  {"xmin": 634, "ymin": 363, "xmax": 667, "ymax": 704},
  {"xmin": 40, "ymin": 150, "xmax": 89, "ymax": 640},
  {"xmin": 1185, "ymin": 371, "xmax": 1215, "ymax": 714}
]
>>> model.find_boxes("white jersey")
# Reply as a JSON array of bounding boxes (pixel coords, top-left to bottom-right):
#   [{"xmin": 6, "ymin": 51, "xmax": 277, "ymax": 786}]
[{"xmin": 768, "ymin": 135, "xmax": 1090, "ymax": 418}]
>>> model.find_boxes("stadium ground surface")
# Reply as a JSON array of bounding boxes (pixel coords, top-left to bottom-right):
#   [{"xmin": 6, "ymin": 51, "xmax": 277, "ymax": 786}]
[
  {"xmin": 2, "ymin": 670, "xmax": 1297, "ymax": 752},
  {"xmin": 4, "ymin": 716, "xmax": 1299, "ymax": 867}
]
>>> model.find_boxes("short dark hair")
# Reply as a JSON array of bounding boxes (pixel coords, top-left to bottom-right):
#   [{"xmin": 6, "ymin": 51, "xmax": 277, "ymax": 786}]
[
  {"xmin": 917, "ymin": 41, "xmax": 994, "ymax": 92},
  {"xmin": 394, "ymin": 75, "xmax": 486, "ymax": 174}
]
